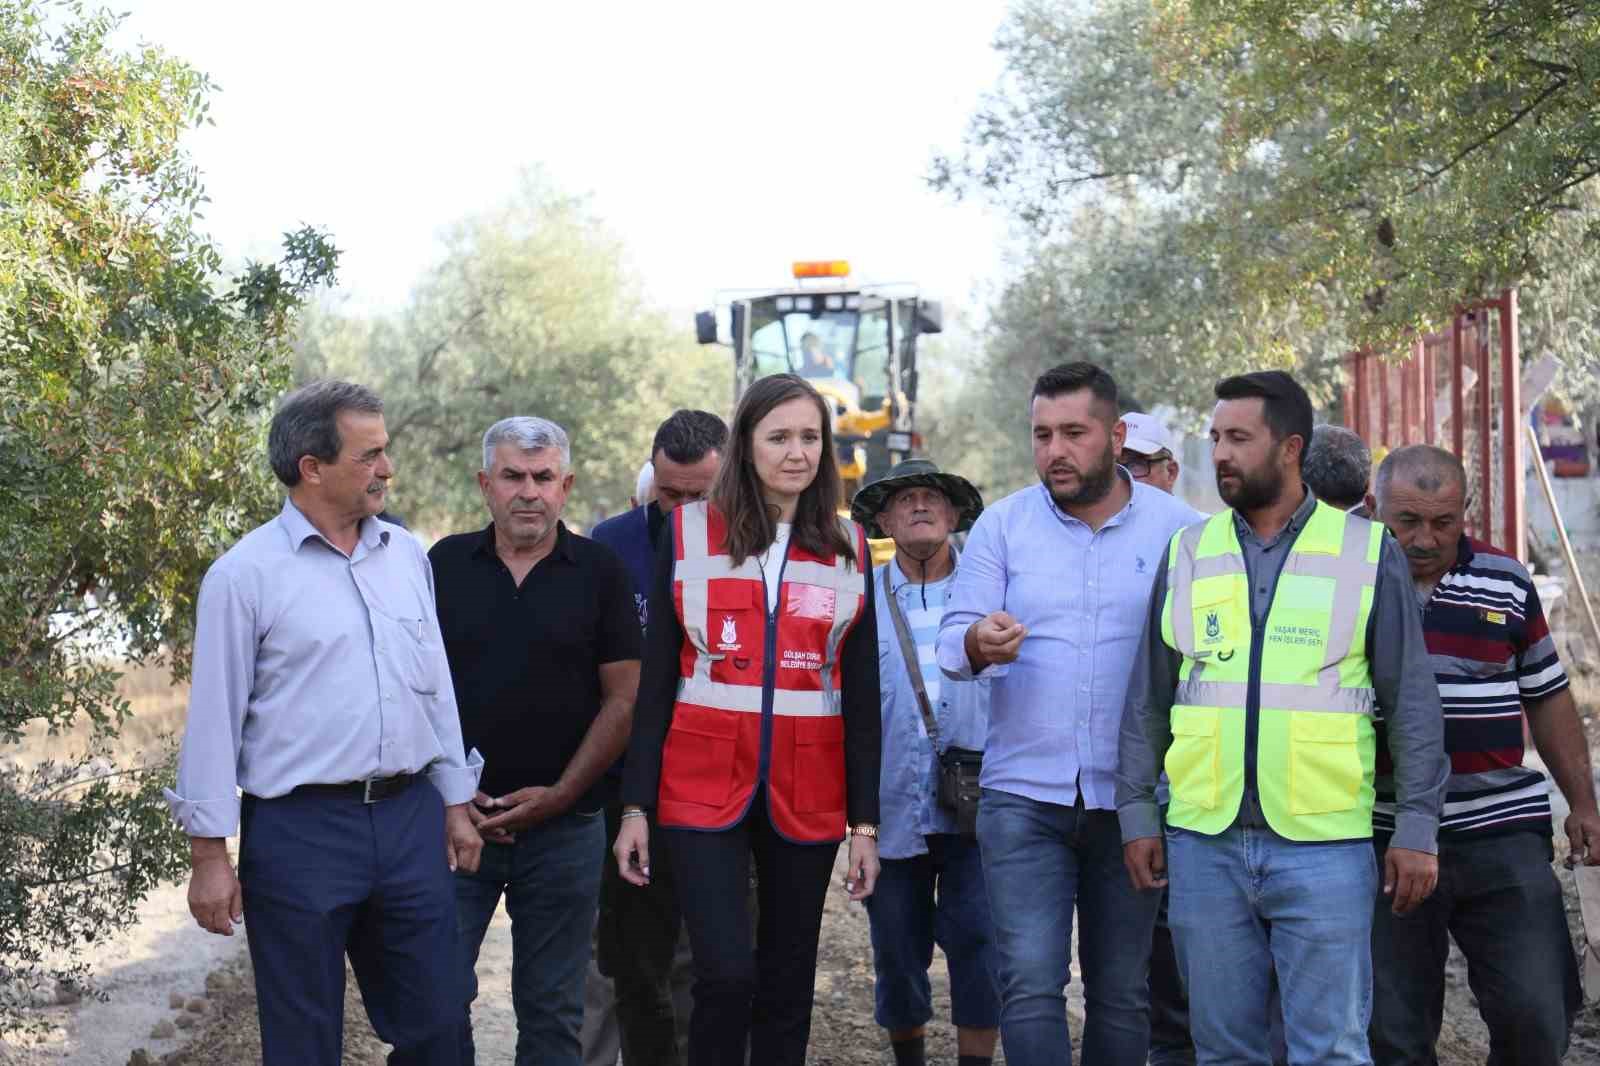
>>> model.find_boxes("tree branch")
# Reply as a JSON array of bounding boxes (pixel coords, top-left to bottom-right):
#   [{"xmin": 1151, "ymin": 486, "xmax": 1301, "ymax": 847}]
[
  {"xmin": 37, "ymin": 764, "xmax": 169, "ymax": 801},
  {"xmin": 1045, "ymin": 169, "xmax": 1143, "ymax": 190},
  {"xmin": 1521, "ymin": 58, "xmax": 1577, "ymax": 77},
  {"xmin": 6, "ymin": 555, "xmax": 78, "ymax": 672},
  {"xmin": 1410, "ymin": 77, "xmax": 1569, "ymax": 191},
  {"xmin": 20, "ymin": 862, "xmax": 139, "ymax": 890},
  {"xmin": 415, "ymin": 302, "xmax": 491, "ymax": 385}
]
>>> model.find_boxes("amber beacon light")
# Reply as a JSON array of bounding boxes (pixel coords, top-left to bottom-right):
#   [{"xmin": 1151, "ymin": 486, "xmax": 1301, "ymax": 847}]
[{"xmin": 791, "ymin": 259, "xmax": 851, "ymax": 279}]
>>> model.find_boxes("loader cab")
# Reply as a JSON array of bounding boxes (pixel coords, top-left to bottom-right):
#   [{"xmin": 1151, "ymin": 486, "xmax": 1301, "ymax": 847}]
[{"xmin": 694, "ymin": 261, "xmax": 943, "ymax": 491}]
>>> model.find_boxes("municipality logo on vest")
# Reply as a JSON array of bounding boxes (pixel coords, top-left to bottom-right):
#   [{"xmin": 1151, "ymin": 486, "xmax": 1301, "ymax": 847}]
[
  {"xmin": 1205, "ymin": 611, "xmax": 1221, "ymax": 641},
  {"xmin": 719, "ymin": 615, "xmax": 740, "ymax": 651}
]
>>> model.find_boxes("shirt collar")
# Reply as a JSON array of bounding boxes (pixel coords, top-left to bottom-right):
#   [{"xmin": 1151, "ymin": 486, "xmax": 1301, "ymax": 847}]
[
  {"xmin": 1232, "ymin": 485, "xmax": 1317, "ymax": 547},
  {"xmin": 646, "ymin": 501, "xmax": 665, "ymax": 549},
  {"xmin": 473, "ymin": 520, "xmax": 576, "ymax": 562},
  {"xmin": 888, "ymin": 545, "xmax": 959, "ymax": 592},
  {"xmin": 1449, "ymin": 533, "xmax": 1476, "ymax": 571},
  {"xmin": 1039, "ymin": 467, "xmax": 1137, "ymax": 530},
  {"xmin": 279, "ymin": 497, "xmax": 389, "ymax": 553}
]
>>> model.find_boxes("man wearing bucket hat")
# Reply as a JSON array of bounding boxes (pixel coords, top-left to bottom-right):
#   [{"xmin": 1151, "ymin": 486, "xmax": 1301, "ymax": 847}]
[{"xmin": 851, "ymin": 459, "xmax": 999, "ymax": 1066}]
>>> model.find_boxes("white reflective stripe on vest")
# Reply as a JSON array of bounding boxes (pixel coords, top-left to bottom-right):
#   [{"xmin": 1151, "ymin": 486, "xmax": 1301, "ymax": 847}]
[
  {"xmin": 1318, "ymin": 522, "xmax": 1376, "ymax": 688},
  {"xmin": 676, "ymin": 676, "xmax": 843, "ymax": 717},
  {"xmin": 1168, "ymin": 522, "xmax": 1208, "ymax": 656},
  {"xmin": 1172, "ymin": 678, "xmax": 1375, "ymax": 715},
  {"xmin": 678, "ymin": 504, "xmax": 715, "ymax": 646},
  {"xmin": 1169, "ymin": 514, "xmax": 1376, "ymax": 671},
  {"xmin": 673, "ymin": 501, "xmax": 861, "ymax": 720}
]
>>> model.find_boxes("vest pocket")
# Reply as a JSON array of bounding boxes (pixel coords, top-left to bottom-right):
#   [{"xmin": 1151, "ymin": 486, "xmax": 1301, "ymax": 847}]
[
  {"xmin": 792, "ymin": 715, "xmax": 846, "ymax": 814},
  {"xmin": 660, "ymin": 706, "xmax": 740, "ymax": 808},
  {"xmin": 1165, "ymin": 706, "xmax": 1220, "ymax": 810},
  {"xmin": 1287, "ymin": 713, "xmax": 1361, "ymax": 815}
]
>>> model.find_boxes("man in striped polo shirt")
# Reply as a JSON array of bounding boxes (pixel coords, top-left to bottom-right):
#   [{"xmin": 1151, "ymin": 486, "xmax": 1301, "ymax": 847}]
[{"xmin": 1370, "ymin": 444, "xmax": 1596, "ymax": 1065}]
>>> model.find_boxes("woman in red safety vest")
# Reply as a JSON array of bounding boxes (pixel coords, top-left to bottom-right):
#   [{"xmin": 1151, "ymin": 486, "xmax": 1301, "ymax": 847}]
[{"xmin": 615, "ymin": 373, "xmax": 882, "ymax": 1066}]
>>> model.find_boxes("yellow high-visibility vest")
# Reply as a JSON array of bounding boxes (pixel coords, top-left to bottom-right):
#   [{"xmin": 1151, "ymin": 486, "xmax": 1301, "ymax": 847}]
[{"xmin": 1160, "ymin": 501, "xmax": 1385, "ymax": 841}]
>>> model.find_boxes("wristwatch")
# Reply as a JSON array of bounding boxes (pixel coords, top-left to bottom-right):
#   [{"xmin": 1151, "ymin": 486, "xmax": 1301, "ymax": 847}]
[{"xmin": 848, "ymin": 824, "xmax": 879, "ymax": 839}]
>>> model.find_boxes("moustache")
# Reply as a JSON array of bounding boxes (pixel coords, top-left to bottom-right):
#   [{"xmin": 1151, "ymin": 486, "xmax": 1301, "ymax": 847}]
[{"xmin": 1405, "ymin": 546, "xmax": 1439, "ymax": 559}]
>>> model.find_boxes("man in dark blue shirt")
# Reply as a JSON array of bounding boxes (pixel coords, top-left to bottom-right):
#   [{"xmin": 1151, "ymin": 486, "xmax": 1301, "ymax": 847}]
[{"xmin": 587, "ymin": 409, "xmax": 726, "ymax": 1066}]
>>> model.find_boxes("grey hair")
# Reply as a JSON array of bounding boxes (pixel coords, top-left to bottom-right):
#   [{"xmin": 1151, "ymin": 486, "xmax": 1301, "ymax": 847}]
[
  {"xmin": 481, "ymin": 416, "xmax": 571, "ymax": 472},
  {"xmin": 1302, "ymin": 424, "xmax": 1372, "ymax": 510},
  {"xmin": 1374, "ymin": 444, "xmax": 1468, "ymax": 509},
  {"xmin": 268, "ymin": 380, "xmax": 384, "ymax": 487}
]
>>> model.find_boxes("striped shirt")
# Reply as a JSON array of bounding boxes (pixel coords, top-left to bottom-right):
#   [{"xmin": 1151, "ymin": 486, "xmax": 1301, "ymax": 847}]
[
  {"xmin": 875, "ymin": 559, "xmax": 990, "ymax": 859},
  {"xmin": 1374, "ymin": 536, "xmax": 1569, "ymax": 837}
]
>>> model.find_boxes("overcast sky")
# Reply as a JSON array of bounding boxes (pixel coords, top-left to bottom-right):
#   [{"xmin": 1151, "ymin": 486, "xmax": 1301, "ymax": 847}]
[{"xmin": 116, "ymin": 2, "xmax": 1016, "ymax": 322}]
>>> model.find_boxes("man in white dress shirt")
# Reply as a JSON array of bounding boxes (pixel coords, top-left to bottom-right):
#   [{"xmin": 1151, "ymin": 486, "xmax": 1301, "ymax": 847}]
[{"xmin": 166, "ymin": 380, "xmax": 483, "ymax": 1065}]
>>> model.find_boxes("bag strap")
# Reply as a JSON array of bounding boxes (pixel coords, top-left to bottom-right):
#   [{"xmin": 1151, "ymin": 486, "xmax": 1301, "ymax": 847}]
[{"xmin": 882, "ymin": 562, "xmax": 941, "ymax": 752}]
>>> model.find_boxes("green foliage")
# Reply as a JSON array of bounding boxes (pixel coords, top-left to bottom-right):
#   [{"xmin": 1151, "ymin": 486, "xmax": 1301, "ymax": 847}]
[
  {"xmin": 932, "ymin": 0, "xmax": 1345, "ymax": 442},
  {"xmin": 1157, "ymin": 0, "xmax": 1600, "ymax": 356},
  {"xmin": 936, "ymin": 0, "xmax": 1600, "ymax": 414},
  {"xmin": 0, "ymin": 0, "xmax": 334, "ymax": 1019},
  {"xmin": 299, "ymin": 175, "xmax": 732, "ymax": 536}
]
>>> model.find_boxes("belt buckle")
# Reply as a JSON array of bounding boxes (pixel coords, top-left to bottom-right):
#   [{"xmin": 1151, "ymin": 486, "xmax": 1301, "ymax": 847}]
[{"xmin": 362, "ymin": 778, "xmax": 379, "ymax": 804}]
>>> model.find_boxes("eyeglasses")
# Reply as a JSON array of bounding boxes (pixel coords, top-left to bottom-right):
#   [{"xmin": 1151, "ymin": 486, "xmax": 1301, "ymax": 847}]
[{"xmin": 1120, "ymin": 454, "xmax": 1173, "ymax": 478}]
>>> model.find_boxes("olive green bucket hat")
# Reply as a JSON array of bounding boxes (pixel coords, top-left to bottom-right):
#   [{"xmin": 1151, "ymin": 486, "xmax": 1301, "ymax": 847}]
[{"xmin": 850, "ymin": 458, "xmax": 984, "ymax": 540}]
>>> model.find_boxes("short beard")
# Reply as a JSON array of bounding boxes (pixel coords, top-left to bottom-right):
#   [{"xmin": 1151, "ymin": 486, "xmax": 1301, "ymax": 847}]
[
  {"xmin": 1217, "ymin": 462, "xmax": 1285, "ymax": 512},
  {"xmin": 1045, "ymin": 444, "xmax": 1117, "ymax": 509}
]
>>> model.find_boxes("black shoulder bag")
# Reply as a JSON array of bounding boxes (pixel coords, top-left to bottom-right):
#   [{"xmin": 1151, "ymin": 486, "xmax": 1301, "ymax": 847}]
[{"xmin": 881, "ymin": 564, "xmax": 984, "ymax": 838}]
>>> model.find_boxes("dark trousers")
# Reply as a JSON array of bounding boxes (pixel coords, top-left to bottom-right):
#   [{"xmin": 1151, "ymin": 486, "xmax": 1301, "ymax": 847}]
[
  {"xmin": 455, "ymin": 807, "xmax": 605, "ymax": 1066},
  {"xmin": 1370, "ymin": 830, "xmax": 1581, "ymax": 1066},
  {"xmin": 239, "ymin": 782, "xmax": 459, "ymax": 1066},
  {"xmin": 661, "ymin": 788, "xmax": 838, "ymax": 1066},
  {"xmin": 598, "ymin": 804, "xmax": 687, "ymax": 1066},
  {"xmin": 1148, "ymin": 887, "xmax": 1194, "ymax": 1066},
  {"xmin": 864, "ymin": 833, "xmax": 1000, "ymax": 1032}
]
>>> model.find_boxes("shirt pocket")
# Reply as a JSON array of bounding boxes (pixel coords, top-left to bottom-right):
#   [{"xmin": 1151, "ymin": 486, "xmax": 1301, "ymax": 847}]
[
  {"xmin": 382, "ymin": 613, "xmax": 440, "ymax": 695},
  {"xmin": 1165, "ymin": 705, "xmax": 1221, "ymax": 810},
  {"xmin": 1287, "ymin": 713, "xmax": 1361, "ymax": 815}
]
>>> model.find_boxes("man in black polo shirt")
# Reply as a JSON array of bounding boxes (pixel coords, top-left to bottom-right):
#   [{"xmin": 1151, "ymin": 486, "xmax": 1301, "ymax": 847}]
[{"xmin": 430, "ymin": 415, "xmax": 641, "ymax": 1066}]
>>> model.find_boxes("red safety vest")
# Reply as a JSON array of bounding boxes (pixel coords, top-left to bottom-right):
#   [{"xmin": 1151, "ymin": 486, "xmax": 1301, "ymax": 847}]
[{"xmin": 656, "ymin": 500, "xmax": 867, "ymax": 842}]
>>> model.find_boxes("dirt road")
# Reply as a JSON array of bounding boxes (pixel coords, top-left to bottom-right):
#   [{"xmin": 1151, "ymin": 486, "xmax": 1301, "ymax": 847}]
[{"xmin": 128, "ymin": 842, "xmax": 1600, "ymax": 1065}]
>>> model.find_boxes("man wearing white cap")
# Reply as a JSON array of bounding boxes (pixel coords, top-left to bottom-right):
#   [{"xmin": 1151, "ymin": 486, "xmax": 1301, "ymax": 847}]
[{"xmin": 1119, "ymin": 411, "xmax": 1181, "ymax": 494}]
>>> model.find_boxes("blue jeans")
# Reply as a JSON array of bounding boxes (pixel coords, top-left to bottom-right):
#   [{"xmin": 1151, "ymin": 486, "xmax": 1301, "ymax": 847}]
[
  {"xmin": 1166, "ymin": 825, "xmax": 1378, "ymax": 1066},
  {"xmin": 978, "ymin": 788, "xmax": 1160, "ymax": 1066},
  {"xmin": 865, "ymin": 833, "xmax": 1000, "ymax": 1032},
  {"xmin": 456, "ymin": 807, "xmax": 606, "ymax": 1066}
]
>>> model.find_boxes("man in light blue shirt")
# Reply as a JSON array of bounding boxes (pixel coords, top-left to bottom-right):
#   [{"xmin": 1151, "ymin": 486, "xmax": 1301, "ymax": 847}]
[
  {"xmin": 851, "ymin": 459, "xmax": 997, "ymax": 1066},
  {"xmin": 936, "ymin": 363, "xmax": 1202, "ymax": 1066},
  {"xmin": 167, "ymin": 380, "xmax": 483, "ymax": 1066}
]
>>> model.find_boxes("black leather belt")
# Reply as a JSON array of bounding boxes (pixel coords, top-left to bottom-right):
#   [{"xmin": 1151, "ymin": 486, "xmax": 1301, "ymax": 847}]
[{"xmin": 290, "ymin": 773, "xmax": 416, "ymax": 804}]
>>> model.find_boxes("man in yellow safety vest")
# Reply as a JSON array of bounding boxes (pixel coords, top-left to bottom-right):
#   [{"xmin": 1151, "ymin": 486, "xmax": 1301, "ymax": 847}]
[{"xmin": 1117, "ymin": 371, "xmax": 1449, "ymax": 1065}]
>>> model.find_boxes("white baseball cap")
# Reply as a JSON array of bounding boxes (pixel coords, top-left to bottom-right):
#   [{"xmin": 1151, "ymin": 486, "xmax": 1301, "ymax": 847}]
[{"xmin": 1120, "ymin": 411, "xmax": 1175, "ymax": 457}]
